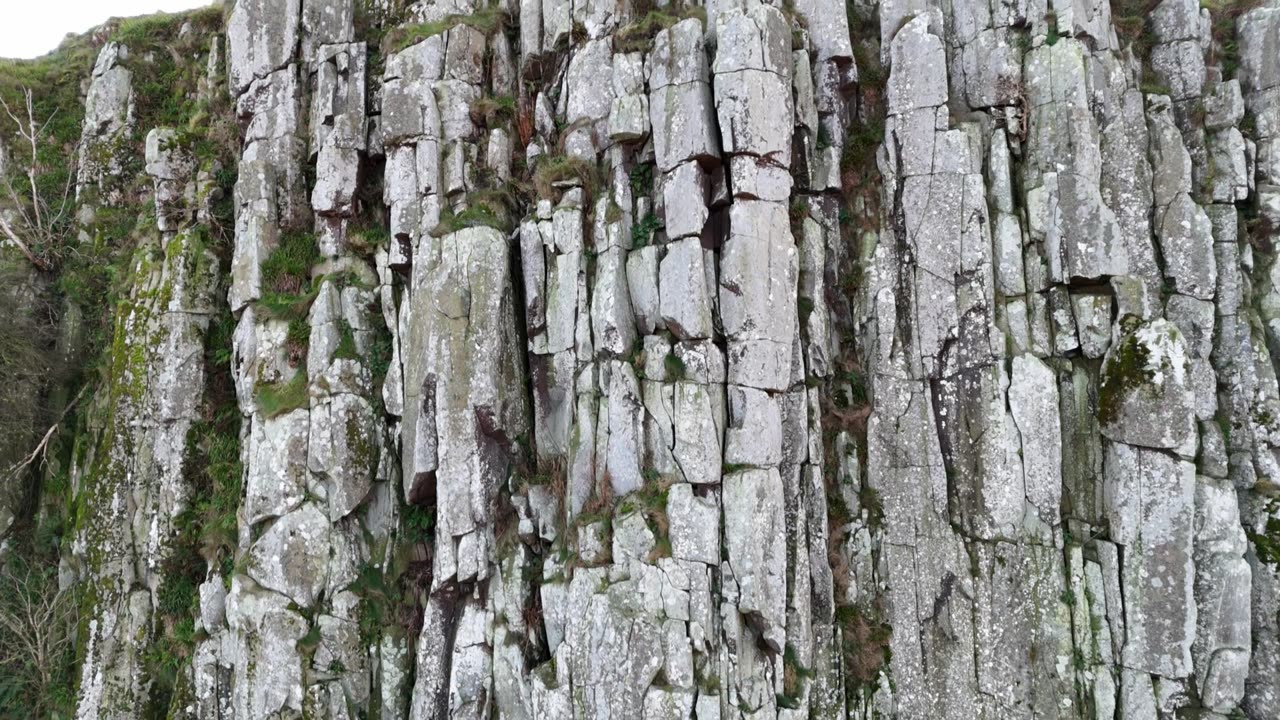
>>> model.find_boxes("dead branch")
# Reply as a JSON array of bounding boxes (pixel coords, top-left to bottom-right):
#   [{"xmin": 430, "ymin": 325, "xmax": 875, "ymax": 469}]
[
  {"xmin": 4, "ymin": 384, "xmax": 86, "ymax": 481},
  {"xmin": 0, "ymin": 210, "xmax": 47, "ymax": 270}
]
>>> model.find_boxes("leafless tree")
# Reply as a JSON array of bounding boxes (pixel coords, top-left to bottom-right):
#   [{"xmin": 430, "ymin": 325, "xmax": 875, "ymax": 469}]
[
  {"xmin": 0, "ymin": 87, "xmax": 77, "ymax": 271},
  {"xmin": 0, "ymin": 555, "xmax": 78, "ymax": 713}
]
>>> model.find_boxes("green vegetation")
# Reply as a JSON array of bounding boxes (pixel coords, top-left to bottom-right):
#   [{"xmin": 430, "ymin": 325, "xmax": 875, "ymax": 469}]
[
  {"xmin": 664, "ymin": 352, "xmax": 687, "ymax": 381},
  {"xmin": 1201, "ymin": 0, "xmax": 1264, "ymax": 79},
  {"xmin": 778, "ymin": 643, "xmax": 815, "ymax": 709},
  {"xmin": 334, "ymin": 323, "xmax": 360, "ymax": 361},
  {"xmin": 1248, "ymin": 508, "xmax": 1280, "ymax": 566},
  {"xmin": 836, "ymin": 600, "xmax": 892, "ymax": 695},
  {"xmin": 0, "ymin": 554, "xmax": 78, "ymax": 717},
  {"xmin": 532, "ymin": 154, "xmax": 600, "ymax": 200},
  {"xmin": 614, "ymin": 6, "xmax": 708, "ymax": 53},
  {"xmin": 382, "ymin": 6, "xmax": 510, "ymax": 54},
  {"xmin": 286, "ymin": 317, "xmax": 310, "ymax": 366},
  {"xmin": 470, "ymin": 95, "xmax": 517, "ymax": 128},
  {"xmin": 1112, "ymin": 0, "xmax": 1161, "ymax": 59},
  {"xmin": 255, "ymin": 371, "xmax": 310, "ymax": 419},
  {"xmin": 1097, "ymin": 330, "xmax": 1154, "ymax": 426},
  {"xmin": 0, "ymin": 6, "xmax": 239, "ymax": 716},
  {"xmin": 432, "ymin": 190, "xmax": 517, "ymax": 236},
  {"xmin": 632, "ymin": 213, "xmax": 664, "ymax": 247},
  {"xmin": 402, "ymin": 503, "xmax": 436, "ymax": 545},
  {"xmin": 262, "ymin": 231, "xmax": 320, "ymax": 295},
  {"xmin": 629, "ymin": 163, "xmax": 653, "ymax": 196}
]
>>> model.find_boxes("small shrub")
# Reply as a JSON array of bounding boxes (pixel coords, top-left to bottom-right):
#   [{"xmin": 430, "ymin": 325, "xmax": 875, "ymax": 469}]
[
  {"xmin": 470, "ymin": 95, "xmax": 517, "ymax": 128},
  {"xmin": 632, "ymin": 213, "xmax": 664, "ymax": 246},
  {"xmin": 285, "ymin": 317, "xmax": 309, "ymax": 366},
  {"xmin": 403, "ymin": 504, "xmax": 436, "ymax": 545},
  {"xmin": 629, "ymin": 163, "xmax": 653, "ymax": 196},
  {"xmin": 836, "ymin": 600, "xmax": 892, "ymax": 691}
]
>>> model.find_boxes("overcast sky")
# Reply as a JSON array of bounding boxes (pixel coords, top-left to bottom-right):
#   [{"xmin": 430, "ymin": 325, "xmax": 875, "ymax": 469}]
[{"xmin": 1, "ymin": 0, "xmax": 215, "ymax": 59}]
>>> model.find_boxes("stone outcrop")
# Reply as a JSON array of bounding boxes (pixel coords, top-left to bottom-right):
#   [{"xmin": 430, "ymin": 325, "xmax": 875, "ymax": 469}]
[{"xmin": 4, "ymin": 1, "xmax": 1280, "ymax": 719}]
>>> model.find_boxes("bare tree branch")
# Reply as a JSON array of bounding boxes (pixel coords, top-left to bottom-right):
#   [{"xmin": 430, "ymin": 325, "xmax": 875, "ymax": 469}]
[
  {"xmin": 0, "ymin": 556, "xmax": 77, "ymax": 714},
  {"xmin": 0, "ymin": 210, "xmax": 48, "ymax": 270},
  {"xmin": 0, "ymin": 86, "xmax": 76, "ymax": 271},
  {"xmin": 3, "ymin": 384, "xmax": 86, "ymax": 481}
]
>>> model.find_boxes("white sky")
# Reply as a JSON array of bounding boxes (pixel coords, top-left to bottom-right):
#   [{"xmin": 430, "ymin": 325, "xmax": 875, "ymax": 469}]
[{"xmin": 1, "ymin": 0, "xmax": 215, "ymax": 59}]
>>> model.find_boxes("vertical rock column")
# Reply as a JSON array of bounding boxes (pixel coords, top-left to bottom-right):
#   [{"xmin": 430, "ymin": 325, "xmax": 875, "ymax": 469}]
[
  {"xmin": 213, "ymin": 0, "xmax": 390, "ymax": 716},
  {"xmin": 713, "ymin": 5, "xmax": 799, "ymax": 718},
  {"xmin": 379, "ymin": 4, "xmax": 531, "ymax": 718},
  {"xmin": 71, "ymin": 44, "xmax": 221, "ymax": 719},
  {"xmin": 1238, "ymin": 4, "xmax": 1280, "ymax": 717}
]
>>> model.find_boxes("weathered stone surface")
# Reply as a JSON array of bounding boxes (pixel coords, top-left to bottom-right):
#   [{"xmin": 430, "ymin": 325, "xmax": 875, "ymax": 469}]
[
  {"xmin": 46, "ymin": 3, "xmax": 1280, "ymax": 719},
  {"xmin": 659, "ymin": 237, "xmax": 713, "ymax": 340},
  {"xmin": 1099, "ymin": 319, "xmax": 1195, "ymax": 450},
  {"xmin": 667, "ymin": 483, "xmax": 719, "ymax": 564},
  {"xmin": 1009, "ymin": 355, "xmax": 1061, "ymax": 528},
  {"xmin": 1104, "ymin": 442, "xmax": 1196, "ymax": 678},
  {"xmin": 227, "ymin": 0, "xmax": 301, "ymax": 93},
  {"xmin": 1194, "ymin": 477, "xmax": 1251, "ymax": 713},
  {"xmin": 246, "ymin": 502, "xmax": 330, "ymax": 607},
  {"xmin": 649, "ymin": 19, "xmax": 720, "ymax": 171},
  {"xmin": 719, "ymin": 201, "xmax": 797, "ymax": 391},
  {"xmin": 723, "ymin": 468, "xmax": 786, "ymax": 651}
]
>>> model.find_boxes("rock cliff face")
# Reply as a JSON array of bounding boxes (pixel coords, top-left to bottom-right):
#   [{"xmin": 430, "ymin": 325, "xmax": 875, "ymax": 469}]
[{"xmin": 4, "ymin": 0, "xmax": 1280, "ymax": 718}]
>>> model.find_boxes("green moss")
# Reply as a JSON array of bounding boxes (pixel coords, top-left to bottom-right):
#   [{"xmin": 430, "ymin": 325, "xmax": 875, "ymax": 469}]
[
  {"xmin": 255, "ymin": 371, "xmax": 309, "ymax": 418},
  {"xmin": 798, "ymin": 296, "xmax": 816, "ymax": 324},
  {"xmin": 1097, "ymin": 331, "xmax": 1154, "ymax": 426},
  {"xmin": 663, "ymin": 352, "xmax": 686, "ymax": 381},
  {"xmin": 1044, "ymin": 12, "xmax": 1060, "ymax": 45},
  {"xmin": 334, "ymin": 322, "xmax": 360, "ymax": 361},
  {"xmin": 1249, "ymin": 512, "xmax": 1280, "ymax": 566}
]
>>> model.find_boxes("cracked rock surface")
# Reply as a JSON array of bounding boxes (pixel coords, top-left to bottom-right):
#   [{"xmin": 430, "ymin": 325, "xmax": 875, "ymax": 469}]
[{"xmin": 6, "ymin": 1, "xmax": 1280, "ymax": 719}]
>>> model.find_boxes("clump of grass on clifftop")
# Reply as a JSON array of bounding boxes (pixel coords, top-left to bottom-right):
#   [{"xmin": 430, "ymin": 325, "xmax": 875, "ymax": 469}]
[
  {"xmin": 614, "ymin": 6, "xmax": 707, "ymax": 53},
  {"xmin": 382, "ymin": 6, "xmax": 509, "ymax": 54}
]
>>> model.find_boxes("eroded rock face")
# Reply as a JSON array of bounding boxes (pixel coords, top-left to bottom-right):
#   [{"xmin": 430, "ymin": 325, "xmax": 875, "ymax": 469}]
[{"xmin": 29, "ymin": 1, "xmax": 1280, "ymax": 719}]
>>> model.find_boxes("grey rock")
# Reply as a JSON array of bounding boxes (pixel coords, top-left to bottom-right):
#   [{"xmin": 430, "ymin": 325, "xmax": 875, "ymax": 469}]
[
  {"xmin": 660, "ymin": 237, "xmax": 714, "ymax": 340},
  {"xmin": 245, "ymin": 503, "xmax": 330, "ymax": 607},
  {"xmin": 1099, "ymin": 319, "xmax": 1195, "ymax": 450}
]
